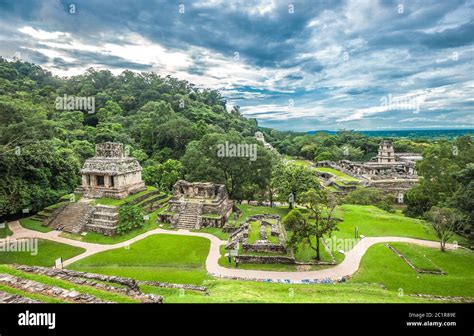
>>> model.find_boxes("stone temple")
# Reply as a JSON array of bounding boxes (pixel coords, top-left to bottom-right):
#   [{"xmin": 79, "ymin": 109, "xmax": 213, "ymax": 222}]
[
  {"xmin": 316, "ymin": 140, "xmax": 423, "ymax": 203},
  {"xmin": 158, "ymin": 180, "xmax": 233, "ymax": 230},
  {"xmin": 335, "ymin": 140, "xmax": 422, "ymax": 177},
  {"xmin": 43, "ymin": 143, "xmax": 147, "ymax": 236},
  {"xmin": 75, "ymin": 142, "xmax": 146, "ymax": 199}
]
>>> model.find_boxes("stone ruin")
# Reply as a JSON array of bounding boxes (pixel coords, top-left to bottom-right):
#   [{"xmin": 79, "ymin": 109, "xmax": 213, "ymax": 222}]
[
  {"xmin": 45, "ymin": 142, "xmax": 147, "ymax": 236},
  {"xmin": 225, "ymin": 214, "xmax": 297, "ymax": 264},
  {"xmin": 75, "ymin": 142, "xmax": 146, "ymax": 199},
  {"xmin": 254, "ymin": 131, "xmax": 278, "ymax": 153},
  {"xmin": 316, "ymin": 140, "xmax": 422, "ymax": 203},
  {"xmin": 10, "ymin": 265, "xmax": 162, "ymax": 303},
  {"xmin": 158, "ymin": 180, "xmax": 233, "ymax": 230}
]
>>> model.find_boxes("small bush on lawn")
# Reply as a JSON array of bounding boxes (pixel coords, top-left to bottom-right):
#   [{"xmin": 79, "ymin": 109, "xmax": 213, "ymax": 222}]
[
  {"xmin": 117, "ymin": 205, "xmax": 144, "ymax": 235},
  {"xmin": 343, "ymin": 188, "xmax": 395, "ymax": 213}
]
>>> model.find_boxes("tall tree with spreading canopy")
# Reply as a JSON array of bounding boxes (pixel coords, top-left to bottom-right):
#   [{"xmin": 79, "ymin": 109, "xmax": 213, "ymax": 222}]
[
  {"xmin": 283, "ymin": 188, "xmax": 338, "ymax": 261},
  {"xmin": 424, "ymin": 206, "xmax": 466, "ymax": 251},
  {"xmin": 272, "ymin": 163, "xmax": 320, "ymax": 208}
]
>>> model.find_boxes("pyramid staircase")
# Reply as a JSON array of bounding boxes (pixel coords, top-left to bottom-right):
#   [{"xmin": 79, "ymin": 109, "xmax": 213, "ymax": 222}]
[
  {"xmin": 175, "ymin": 203, "xmax": 203, "ymax": 230},
  {"xmin": 86, "ymin": 205, "xmax": 119, "ymax": 236},
  {"xmin": 48, "ymin": 202, "xmax": 94, "ymax": 234}
]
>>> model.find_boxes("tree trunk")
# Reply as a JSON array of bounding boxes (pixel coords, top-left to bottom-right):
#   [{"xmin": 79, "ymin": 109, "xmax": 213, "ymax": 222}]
[
  {"xmin": 315, "ymin": 237, "xmax": 321, "ymax": 261},
  {"xmin": 440, "ymin": 239, "xmax": 446, "ymax": 252}
]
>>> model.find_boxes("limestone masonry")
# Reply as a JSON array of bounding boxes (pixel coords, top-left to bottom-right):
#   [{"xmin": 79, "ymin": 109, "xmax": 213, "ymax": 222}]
[
  {"xmin": 316, "ymin": 140, "xmax": 422, "ymax": 202},
  {"xmin": 46, "ymin": 142, "xmax": 147, "ymax": 236},
  {"xmin": 158, "ymin": 180, "xmax": 233, "ymax": 230},
  {"xmin": 75, "ymin": 142, "xmax": 146, "ymax": 199}
]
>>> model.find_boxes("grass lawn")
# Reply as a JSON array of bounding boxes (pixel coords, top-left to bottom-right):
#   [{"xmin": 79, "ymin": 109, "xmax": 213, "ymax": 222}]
[
  {"xmin": 247, "ymin": 220, "xmax": 260, "ymax": 244},
  {"xmin": 389, "ymin": 242, "xmax": 442, "ymax": 272},
  {"xmin": 324, "ymin": 185, "xmax": 339, "ymax": 192},
  {"xmin": 0, "ymin": 239, "xmax": 85, "ymax": 267},
  {"xmin": 141, "ymin": 279, "xmax": 432, "ymax": 303},
  {"xmin": 334, "ymin": 205, "xmax": 467, "ymax": 246},
  {"xmin": 93, "ymin": 186, "xmax": 157, "ymax": 206},
  {"xmin": 68, "ymin": 234, "xmax": 212, "ymax": 285},
  {"xmin": 292, "ymin": 237, "xmax": 344, "ymax": 263},
  {"xmin": 266, "ymin": 226, "xmax": 279, "ymax": 244},
  {"xmin": 0, "ymin": 222, "xmax": 12, "ymax": 238},
  {"xmin": 19, "ymin": 217, "xmax": 53, "ymax": 233},
  {"xmin": 351, "ymin": 243, "xmax": 474, "ymax": 298},
  {"xmin": 288, "ymin": 158, "xmax": 312, "ymax": 167},
  {"xmin": 315, "ymin": 167, "xmax": 360, "ymax": 182},
  {"xmin": 192, "ymin": 227, "xmax": 229, "ymax": 240}
]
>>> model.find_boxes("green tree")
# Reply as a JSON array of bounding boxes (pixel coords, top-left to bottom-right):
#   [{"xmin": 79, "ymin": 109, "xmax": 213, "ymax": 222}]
[
  {"xmin": 97, "ymin": 100, "xmax": 122, "ymax": 123},
  {"xmin": 181, "ymin": 131, "xmax": 273, "ymax": 199},
  {"xmin": 142, "ymin": 159, "xmax": 183, "ymax": 192},
  {"xmin": 283, "ymin": 188, "xmax": 338, "ymax": 261},
  {"xmin": 272, "ymin": 163, "xmax": 320, "ymax": 208},
  {"xmin": 404, "ymin": 136, "xmax": 473, "ymax": 218},
  {"xmin": 117, "ymin": 205, "xmax": 144, "ymax": 235},
  {"xmin": 344, "ymin": 188, "xmax": 395, "ymax": 213},
  {"xmin": 314, "ymin": 151, "xmax": 334, "ymax": 162},
  {"xmin": 424, "ymin": 206, "xmax": 466, "ymax": 251}
]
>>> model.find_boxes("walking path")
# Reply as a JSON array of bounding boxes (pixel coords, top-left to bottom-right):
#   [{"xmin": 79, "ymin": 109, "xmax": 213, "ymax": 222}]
[{"xmin": 3, "ymin": 220, "xmax": 458, "ymax": 284}]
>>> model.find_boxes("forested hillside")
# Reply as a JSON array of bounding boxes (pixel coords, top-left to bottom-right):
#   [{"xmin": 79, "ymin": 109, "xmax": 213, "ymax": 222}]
[{"xmin": 0, "ymin": 58, "xmax": 262, "ymax": 218}]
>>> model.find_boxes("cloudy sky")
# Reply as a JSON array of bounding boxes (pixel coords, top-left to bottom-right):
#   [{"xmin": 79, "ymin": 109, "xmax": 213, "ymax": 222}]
[{"xmin": 1, "ymin": 0, "xmax": 473, "ymax": 131}]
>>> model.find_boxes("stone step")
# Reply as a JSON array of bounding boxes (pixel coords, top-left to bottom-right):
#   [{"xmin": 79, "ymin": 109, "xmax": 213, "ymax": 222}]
[
  {"xmin": 49, "ymin": 202, "xmax": 93, "ymax": 234},
  {"xmin": 94, "ymin": 205, "xmax": 118, "ymax": 214},
  {"xmin": 89, "ymin": 218, "xmax": 118, "ymax": 227},
  {"xmin": 0, "ymin": 291, "xmax": 41, "ymax": 303},
  {"xmin": 92, "ymin": 212, "xmax": 119, "ymax": 220}
]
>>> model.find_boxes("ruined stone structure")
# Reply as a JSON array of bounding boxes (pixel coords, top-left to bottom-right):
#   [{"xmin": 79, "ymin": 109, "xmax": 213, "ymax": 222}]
[
  {"xmin": 255, "ymin": 131, "xmax": 279, "ymax": 153},
  {"xmin": 316, "ymin": 140, "xmax": 423, "ymax": 203},
  {"xmin": 336, "ymin": 140, "xmax": 422, "ymax": 177},
  {"xmin": 226, "ymin": 214, "xmax": 287, "ymax": 253},
  {"xmin": 13, "ymin": 265, "xmax": 162, "ymax": 303},
  {"xmin": 158, "ymin": 180, "xmax": 233, "ymax": 229},
  {"xmin": 75, "ymin": 142, "xmax": 146, "ymax": 199},
  {"xmin": 45, "ymin": 199, "xmax": 120, "ymax": 236},
  {"xmin": 45, "ymin": 142, "xmax": 147, "ymax": 236},
  {"xmin": 377, "ymin": 140, "xmax": 396, "ymax": 163}
]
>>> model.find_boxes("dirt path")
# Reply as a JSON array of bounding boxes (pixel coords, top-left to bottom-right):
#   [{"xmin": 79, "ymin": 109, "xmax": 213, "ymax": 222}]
[{"xmin": 3, "ymin": 220, "xmax": 457, "ymax": 284}]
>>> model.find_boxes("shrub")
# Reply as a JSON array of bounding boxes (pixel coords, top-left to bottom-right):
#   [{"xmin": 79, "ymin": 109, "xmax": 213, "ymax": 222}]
[
  {"xmin": 344, "ymin": 188, "xmax": 395, "ymax": 213},
  {"xmin": 117, "ymin": 205, "xmax": 144, "ymax": 235}
]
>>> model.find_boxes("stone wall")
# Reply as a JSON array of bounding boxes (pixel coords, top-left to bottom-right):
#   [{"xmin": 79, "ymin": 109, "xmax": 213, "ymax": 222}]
[
  {"xmin": 201, "ymin": 216, "xmax": 225, "ymax": 227},
  {"xmin": 86, "ymin": 204, "xmax": 119, "ymax": 236},
  {"xmin": 0, "ymin": 273, "xmax": 111, "ymax": 303},
  {"xmin": 241, "ymin": 243, "xmax": 286, "ymax": 254},
  {"xmin": 15, "ymin": 265, "xmax": 162, "ymax": 303},
  {"xmin": 236, "ymin": 255, "xmax": 296, "ymax": 264}
]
